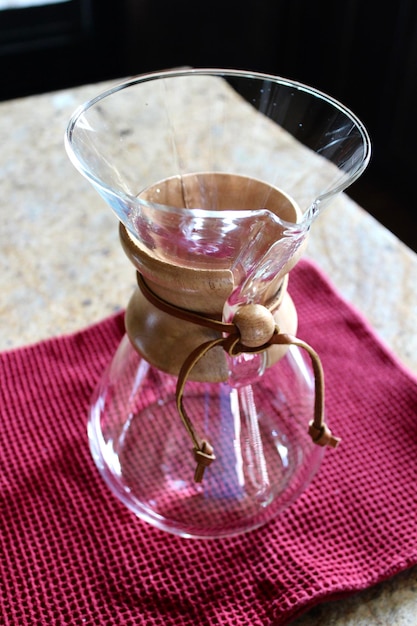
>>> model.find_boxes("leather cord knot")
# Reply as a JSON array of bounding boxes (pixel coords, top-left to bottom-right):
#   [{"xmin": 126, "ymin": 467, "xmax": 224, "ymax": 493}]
[
  {"xmin": 193, "ymin": 441, "xmax": 216, "ymax": 483},
  {"xmin": 136, "ymin": 272, "xmax": 340, "ymax": 482},
  {"xmin": 308, "ymin": 421, "xmax": 340, "ymax": 448}
]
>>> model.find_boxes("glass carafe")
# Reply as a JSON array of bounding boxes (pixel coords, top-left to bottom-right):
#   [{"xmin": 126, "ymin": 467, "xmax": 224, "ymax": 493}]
[{"xmin": 65, "ymin": 69, "xmax": 370, "ymax": 538}]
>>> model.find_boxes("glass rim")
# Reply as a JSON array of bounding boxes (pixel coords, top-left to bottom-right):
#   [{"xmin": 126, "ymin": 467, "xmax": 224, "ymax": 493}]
[{"xmin": 65, "ymin": 67, "xmax": 372, "ymax": 223}]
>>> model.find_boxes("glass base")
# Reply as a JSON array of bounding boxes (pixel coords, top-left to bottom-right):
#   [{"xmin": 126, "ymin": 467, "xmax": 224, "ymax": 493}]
[{"xmin": 88, "ymin": 334, "xmax": 324, "ymax": 538}]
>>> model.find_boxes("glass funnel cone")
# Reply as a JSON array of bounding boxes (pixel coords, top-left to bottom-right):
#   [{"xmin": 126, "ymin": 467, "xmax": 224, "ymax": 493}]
[{"xmin": 65, "ymin": 69, "xmax": 370, "ymax": 538}]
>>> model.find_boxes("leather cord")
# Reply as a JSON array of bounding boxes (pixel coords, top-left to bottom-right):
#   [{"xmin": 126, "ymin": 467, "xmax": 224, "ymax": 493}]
[{"xmin": 136, "ymin": 272, "xmax": 340, "ymax": 482}]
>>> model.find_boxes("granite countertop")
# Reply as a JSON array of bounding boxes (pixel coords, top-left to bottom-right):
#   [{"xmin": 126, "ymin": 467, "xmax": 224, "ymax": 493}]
[{"xmin": 0, "ymin": 79, "xmax": 416, "ymax": 625}]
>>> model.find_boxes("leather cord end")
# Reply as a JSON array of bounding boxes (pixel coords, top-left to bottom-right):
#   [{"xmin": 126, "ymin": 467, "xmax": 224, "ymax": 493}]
[
  {"xmin": 308, "ymin": 421, "xmax": 341, "ymax": 448},
  {"xmin": 193, "ymin": 440, "xmax": 216, "ymax": 483}
]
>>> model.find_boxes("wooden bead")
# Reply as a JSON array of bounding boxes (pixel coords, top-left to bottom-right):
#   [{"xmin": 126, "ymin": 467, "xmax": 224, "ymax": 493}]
[{"xmin": 233, "ymin": 304, "xmax": 276, "ymax": 348}]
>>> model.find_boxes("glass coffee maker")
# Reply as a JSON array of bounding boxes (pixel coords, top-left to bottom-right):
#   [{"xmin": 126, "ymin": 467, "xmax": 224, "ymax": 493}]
[{"xmin": 65, "ymin": 69, "xmax": 370, "ymax": 538}]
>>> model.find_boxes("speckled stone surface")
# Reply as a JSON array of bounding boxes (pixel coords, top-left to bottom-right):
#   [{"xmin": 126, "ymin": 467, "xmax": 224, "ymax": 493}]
[{"xmin": 1, "ymin": 78, "xmax": 416, "ymax": 624}]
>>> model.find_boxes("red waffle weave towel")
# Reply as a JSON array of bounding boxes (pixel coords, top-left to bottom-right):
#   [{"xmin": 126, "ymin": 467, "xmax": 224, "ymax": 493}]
[{"xmin": 1, "ymin": 259, "xmax": 417, "ymax": 625}]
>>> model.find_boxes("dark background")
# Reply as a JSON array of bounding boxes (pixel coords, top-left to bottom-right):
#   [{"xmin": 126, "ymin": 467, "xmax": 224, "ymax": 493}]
[{"xmin": 1, "ymin": 0, "xmax": 416, "ymax": 250}]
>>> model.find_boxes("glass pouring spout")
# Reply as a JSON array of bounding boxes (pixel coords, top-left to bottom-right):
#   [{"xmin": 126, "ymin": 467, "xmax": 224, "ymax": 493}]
[{"xmin": 65, "ymin": 69, "xmax": 371, "ymax": 538}]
